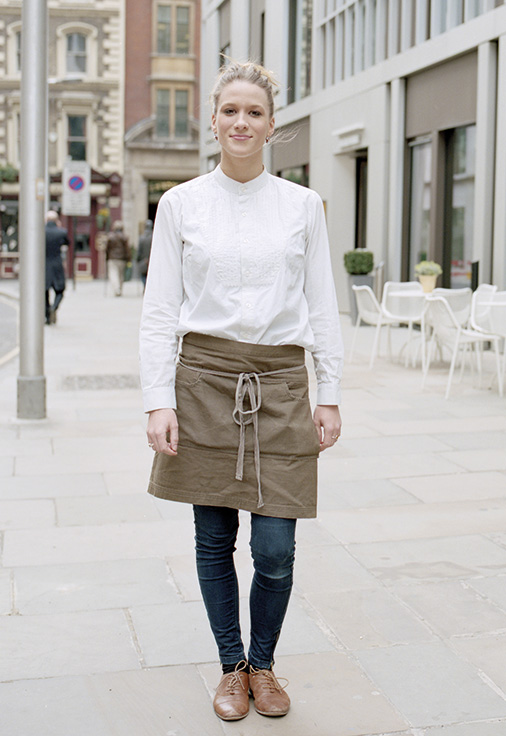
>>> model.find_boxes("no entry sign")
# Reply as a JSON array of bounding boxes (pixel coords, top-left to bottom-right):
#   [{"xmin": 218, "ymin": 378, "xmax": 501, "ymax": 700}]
[{"xmin": 62, "ymin": 161, "xmax": 91, "ymax": 216}]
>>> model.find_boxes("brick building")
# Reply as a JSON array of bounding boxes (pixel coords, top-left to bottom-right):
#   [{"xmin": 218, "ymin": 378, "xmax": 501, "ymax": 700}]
[{"xmin": 122, "ymin": 0, "xmax": 200, "ymax": 247}]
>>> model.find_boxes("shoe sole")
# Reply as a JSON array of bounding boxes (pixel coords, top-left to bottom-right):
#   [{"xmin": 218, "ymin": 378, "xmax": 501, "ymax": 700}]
[
  {"xmin": 214, "ymin": 710, "xmax": 249, "ymax": 721},
  {"xmin": 253, "ymin": 705, "xmax": 289, "ymax": 717}
]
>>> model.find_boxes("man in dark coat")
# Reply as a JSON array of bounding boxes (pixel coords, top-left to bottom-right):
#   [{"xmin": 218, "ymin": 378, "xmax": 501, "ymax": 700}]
[
  {"xmin": 136, "ymin": 219, "xmax": 153, "ymax": 292},
  {"xmin": 45, "ymin": 210, "xmax": 69, "ymax": 324}
]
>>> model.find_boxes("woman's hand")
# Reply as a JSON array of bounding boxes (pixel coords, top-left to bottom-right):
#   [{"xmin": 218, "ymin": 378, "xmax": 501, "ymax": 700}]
[
  {"xmin": 147, "ymin": 408, "xmax": 179, "ymax": 456},
  {"xmin": 313, "ymin": 405, "xmax": 342, "ymax": 451}
]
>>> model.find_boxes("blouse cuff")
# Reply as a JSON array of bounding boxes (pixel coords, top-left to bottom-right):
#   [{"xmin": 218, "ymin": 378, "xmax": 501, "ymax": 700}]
[
  {"xmin": 316, "ymin": 382, "xmax": 341, "ymax": 406},
  {"xmin": 143, "ymin": 386, "xmax": 177, "ymax": 414}
]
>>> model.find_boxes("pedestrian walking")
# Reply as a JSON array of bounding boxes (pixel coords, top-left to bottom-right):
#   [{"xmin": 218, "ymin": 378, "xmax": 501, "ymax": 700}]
[
  {"xmin": 139, "ymin": 60, "xmax": 343, "ymax": 722},
  {"xmin": 105, "ymin": 220, "xmax": 130, "ymax": 296},
  {"xmin": 136, "ymin": 219, "xmax": 153, "ymax": 292},
  {"xmin": 45, "ymin": 210, "xmax": 68, "ymax": 325}
]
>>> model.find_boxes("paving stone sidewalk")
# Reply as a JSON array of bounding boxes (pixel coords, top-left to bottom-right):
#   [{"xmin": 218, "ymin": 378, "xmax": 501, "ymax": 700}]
[{"xmin": 1, "ymin": 279, "xmax": 506, "ymax": 736}]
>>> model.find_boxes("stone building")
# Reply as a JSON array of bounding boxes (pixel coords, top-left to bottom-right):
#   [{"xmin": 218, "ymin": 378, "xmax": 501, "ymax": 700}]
[{"xmin": 0, "ymin": 0, "xmax": 124, "ymax": 279}]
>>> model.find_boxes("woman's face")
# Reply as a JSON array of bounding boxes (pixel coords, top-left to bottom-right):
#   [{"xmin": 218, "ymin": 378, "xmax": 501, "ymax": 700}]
[{"xmin": 212, "ymin": 80, "xmax": 275, "ymax": 163}]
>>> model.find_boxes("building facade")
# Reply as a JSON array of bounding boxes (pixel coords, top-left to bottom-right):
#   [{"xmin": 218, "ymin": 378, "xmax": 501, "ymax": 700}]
[
  {"xmin": 122, "ymin": 0, "xmax": 200, "ymax": 247},
  {"xmin": 201, "ymin": 0, "xmax": 506, "ymax": 311},
  {"xmin": 0, "ymin": 0, "xmax": 124, "ymax": 280}
]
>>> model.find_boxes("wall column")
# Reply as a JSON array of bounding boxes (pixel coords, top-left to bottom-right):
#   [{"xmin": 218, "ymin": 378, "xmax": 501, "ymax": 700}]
[
  {"xmin": 493, "ymin": 34, "xmax": 506, "ymax": 287},
  {"xmin": 473, "ymin": 41, "xmax": 497, "ymax": 284},
  {"xmin": 387, "ymin": 77, "xmax": 406, "ymax": 281}
]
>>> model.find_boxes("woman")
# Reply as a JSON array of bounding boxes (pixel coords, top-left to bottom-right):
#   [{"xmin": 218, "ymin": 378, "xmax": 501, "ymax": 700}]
[{"xmin": 140, "ymin": 61, "xmax": 343, "ymax": 721}]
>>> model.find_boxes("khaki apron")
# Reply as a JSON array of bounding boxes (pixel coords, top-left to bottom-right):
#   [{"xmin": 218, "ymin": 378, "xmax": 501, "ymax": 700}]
[{"xmin": 147, "ymin": 332, "xmax": 320, "ymax": 518}]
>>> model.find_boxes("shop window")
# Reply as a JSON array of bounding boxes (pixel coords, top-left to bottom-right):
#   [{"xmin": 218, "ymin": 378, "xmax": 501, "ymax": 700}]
[
  {"xmin": 278, "ymin": 165, "xmax": 309, "ymax": 188},
  {"xmin": 16, "ymin": 31, "xmax": 22, "ymax": 72},
  {"xmin": 156, "ymin": 3, "xmax": 191, "ymax": 55},
  {"xmin": 67, "ymin": 32, "xmax": 87, "ymax": 74},
  {"xmin": 446, "ymin": 125, "xmax": 476, "ymax": 288},
  {"xmin": 355, "ymin": 152, "xmax": 368, "ymax": 250},
  {"xmin": 68, "ymin": 115, "xmax": 87, "ymax": 160},
  {"xmin": 219, "ymin": 0, "xmax": 231, "ymax": 65}
]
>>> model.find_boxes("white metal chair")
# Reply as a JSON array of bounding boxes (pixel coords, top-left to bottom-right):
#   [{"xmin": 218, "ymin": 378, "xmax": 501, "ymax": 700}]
[
  {"xmin": 469, "ymin": 283, "xmax": 498, "ymax": 334},
  {"xmin": 350, "ymin": 285, "xmax": 399, "ymax": 367},
  {"xmin": 381, "ymin": 281, "xmax": 426, "ymax": 367},
  {"xmin": 488, "ymin": 290, "xmax": 506, "ymax": 391},
  {"xmin": 432, "ymin": 287, "xmax": 472, "ymax": 326},
  {"xmin": 421, "ymin": 296, "xmax": 503, "ymax": 399}
]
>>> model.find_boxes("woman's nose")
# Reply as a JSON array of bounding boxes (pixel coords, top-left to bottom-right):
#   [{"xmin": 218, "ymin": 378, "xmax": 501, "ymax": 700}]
[{"xmin": 234, "ymin": 112, "xmax": 248, "ymax": 128}]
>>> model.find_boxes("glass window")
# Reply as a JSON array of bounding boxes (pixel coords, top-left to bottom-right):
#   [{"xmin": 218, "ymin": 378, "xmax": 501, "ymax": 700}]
[
  {"xmin": 156, "ymin": 89, "xmax": 170, "ymax": 137},
  {"xmin": 408, "ymin": 139, "xmax": 432, "ymax": 275},
  {"xmin": 288, "ymin": 0, "xmax": 312, "ymax": 103},
  {"xmin": 68, "ymin": 115, "xmax": 87, "ymax": 160},
  {"xmin": 448, "ymin": 125, "xmax": 476, "ymax": 288},
  {"xmin": 175, "ymin": 89, "xmax": 189, "ymax": 137},
  {"xmin": 67, "ymin": 33, "xmax": 86, "ymax": 73},
  {"xmin": 176, "ymin": 6, "xmax": 190, "ymax": 54},
  {"xmin": 157, "ymin": 5, "xmax": 172, "ymax": 53}
]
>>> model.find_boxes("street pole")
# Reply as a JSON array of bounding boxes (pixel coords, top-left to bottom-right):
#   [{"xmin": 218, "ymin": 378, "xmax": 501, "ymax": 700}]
[{"xmin": 17, "ymin": 0, "xmax": 48, "ymax": 419}]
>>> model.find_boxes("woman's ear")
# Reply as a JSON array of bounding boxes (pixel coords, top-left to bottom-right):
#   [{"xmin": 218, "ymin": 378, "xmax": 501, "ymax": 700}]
[{"xmin": 268, "ymin": 117, "xmax": 275, "ymax": 139}]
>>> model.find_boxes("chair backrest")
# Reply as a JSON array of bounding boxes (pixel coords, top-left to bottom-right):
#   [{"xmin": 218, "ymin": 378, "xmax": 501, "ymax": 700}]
[
  {"xmin": 423, "ymin": 296, "xmax": 460, "ymax": 342},
  {"xmin": 382, "ymin": 281, "xmax": 425, "ymax": 320},
  {"xmin": 352, "ymin": 284, "xmax": 381, "ymax": 325},
  {"xmin": 470, "ymin": 284, "xmax": 498, "ymax": 332},
  {"xmin": 432, "ymin": 287, "xmax": 472, "ymax": 326},
  {"xmin": 489, "ymin": 291, "xmax": 506, "ymax": 338}
]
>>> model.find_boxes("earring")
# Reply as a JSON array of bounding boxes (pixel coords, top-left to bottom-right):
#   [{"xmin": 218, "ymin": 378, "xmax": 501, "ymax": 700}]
[
  {"xmin": 265, "ymin": 137, "xmax": 270, "ymax": 143},
  {"xmin": 214, "ymin": 133, "xmax": 218, "ymax": 141}
]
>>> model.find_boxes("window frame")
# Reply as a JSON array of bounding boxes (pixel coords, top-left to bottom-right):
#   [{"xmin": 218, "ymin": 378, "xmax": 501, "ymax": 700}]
[
  {"xmin": 155, "ymin": 2, "xmax": 193, "ymax": 56},
  {"xmin": 154, "ymin": 86, "xmax": 191, "ymax": 140}
]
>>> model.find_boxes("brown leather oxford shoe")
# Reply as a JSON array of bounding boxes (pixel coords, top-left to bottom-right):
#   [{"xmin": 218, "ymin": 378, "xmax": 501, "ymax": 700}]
[
  {"xmin": 213, "ymin": 663, "xmax": 250, "ymax": 721},
  {"xmin": 249, "ymin": 666, "xmax": 290, "ymax": 717}
]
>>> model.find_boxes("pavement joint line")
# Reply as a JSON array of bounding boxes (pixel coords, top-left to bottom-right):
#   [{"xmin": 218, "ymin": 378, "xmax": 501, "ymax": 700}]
[
  {"xmin": 0, "ymin": 346, "xmax": 19, "ymax": 368},
  {"xmin": 123, "ymin": 607, "xmax": 146, "ymax": 668}
]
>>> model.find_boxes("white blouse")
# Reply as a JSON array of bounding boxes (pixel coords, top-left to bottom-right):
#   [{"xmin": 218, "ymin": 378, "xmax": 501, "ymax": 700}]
[{"xmin": 139, "ymin": 165, "xmax": 343, "ymax": 412}]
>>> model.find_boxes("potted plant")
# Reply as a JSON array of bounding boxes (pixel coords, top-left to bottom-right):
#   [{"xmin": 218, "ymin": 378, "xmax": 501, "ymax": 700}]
[
  {"xmin": 344, "ymin": 249, "xmax": 374, "ymax": 323},
  {"xmin": 414, "ymin": 260, "xmax": 442, "ymax": 293}
]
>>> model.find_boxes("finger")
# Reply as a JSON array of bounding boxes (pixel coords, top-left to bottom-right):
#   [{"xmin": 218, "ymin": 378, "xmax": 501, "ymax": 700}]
[{"xmin": 167, "ymin": 423, "xmax": 179, "ymax": 452}]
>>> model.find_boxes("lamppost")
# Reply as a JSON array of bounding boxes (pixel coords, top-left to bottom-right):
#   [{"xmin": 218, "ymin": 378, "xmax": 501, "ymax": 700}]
[{"xmin": 17, "ymin": 0, "xmax": 48, "ymax": 419}]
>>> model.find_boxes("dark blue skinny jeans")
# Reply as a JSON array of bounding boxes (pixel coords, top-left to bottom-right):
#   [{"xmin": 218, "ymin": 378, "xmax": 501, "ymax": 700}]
[{"xmin": 193, "ymin": 504, "xmax": 296, "ymax": 671}]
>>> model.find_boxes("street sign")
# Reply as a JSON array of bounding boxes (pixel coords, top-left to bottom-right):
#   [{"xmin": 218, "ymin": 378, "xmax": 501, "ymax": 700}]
[{"xmin": 62, "ymin": 160, "xmax": 91, "ymax": 216}]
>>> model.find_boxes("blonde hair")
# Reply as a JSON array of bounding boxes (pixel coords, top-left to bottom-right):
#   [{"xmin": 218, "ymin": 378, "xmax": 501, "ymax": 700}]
[{"xmin": 210, "ymin": 60, "xmax": 279, "ymax": 118}]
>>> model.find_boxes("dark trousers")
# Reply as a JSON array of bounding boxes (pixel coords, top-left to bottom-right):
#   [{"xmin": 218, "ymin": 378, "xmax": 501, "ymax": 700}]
[{"xmin": 193, "ymin": 504, "xmax": 296, "ymax": 670}]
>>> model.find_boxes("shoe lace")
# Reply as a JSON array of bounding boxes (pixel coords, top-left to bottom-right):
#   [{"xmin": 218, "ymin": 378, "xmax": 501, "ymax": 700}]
[
  {"xmin": 225, "ymin": 661, "xmax": 248, "ymax": 694},
  {"xmin": 251, "ymin": 667, "xmax": 289, "ymax": 693}
]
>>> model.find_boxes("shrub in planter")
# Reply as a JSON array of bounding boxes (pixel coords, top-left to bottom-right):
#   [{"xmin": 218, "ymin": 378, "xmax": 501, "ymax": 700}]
[
  {"xmin": 344, "ymin": 250, "xmax": 374, "ymax": 322},
  {"xmin": 344, "ymin": 250, "xmax": 374, "ymax": 275}
]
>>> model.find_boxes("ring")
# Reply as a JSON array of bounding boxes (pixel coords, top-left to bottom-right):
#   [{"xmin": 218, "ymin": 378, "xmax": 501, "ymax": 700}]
[
  {"xmin": 331, "ymin": 435, "xmax": 339, "ymax": 440},
  {"xmin": 148, "ymin": 442, "xmax": 155, "ymax": 448}
]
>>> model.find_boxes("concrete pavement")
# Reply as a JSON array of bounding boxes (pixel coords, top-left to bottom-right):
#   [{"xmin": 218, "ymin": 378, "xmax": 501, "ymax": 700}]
[{"xmin": 1, "ymin": 278, "xmax": 506, "ymax": 736}]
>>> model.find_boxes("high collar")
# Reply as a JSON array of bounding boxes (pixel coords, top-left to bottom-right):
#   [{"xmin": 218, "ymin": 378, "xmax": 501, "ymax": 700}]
[{"xmin": 214, "ymin": 165, "xmax": 269, "ymax": 194}]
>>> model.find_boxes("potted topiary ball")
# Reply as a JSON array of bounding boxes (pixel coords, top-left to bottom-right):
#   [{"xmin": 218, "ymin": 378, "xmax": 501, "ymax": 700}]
[{"xmin": 344, "ymin": 249, "xmax": 374, "ymax": 323}]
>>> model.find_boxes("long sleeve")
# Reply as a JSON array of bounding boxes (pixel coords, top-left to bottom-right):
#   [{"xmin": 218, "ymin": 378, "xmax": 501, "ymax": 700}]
[
  {"xmin": 304, "ymin": 191, "xmax": 344, "ymax": 405},
  {"xmin": 139, "ymin": 192, "xmax": 184, "ymax": 412}
]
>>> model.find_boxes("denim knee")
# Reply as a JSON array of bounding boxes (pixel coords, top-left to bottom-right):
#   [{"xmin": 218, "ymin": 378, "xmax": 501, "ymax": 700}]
[
  {"xmin": 250, "ymin": 515, "xmax": 296, "ymax": 579},
  {"xmin": 193, "ymin": 505, "xmax": 239, "ymax": 560}
]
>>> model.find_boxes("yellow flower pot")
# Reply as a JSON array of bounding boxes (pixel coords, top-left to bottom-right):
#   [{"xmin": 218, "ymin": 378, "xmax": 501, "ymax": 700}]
[{"xmin": 417, "ymin": 274, "xmax": 438, "ymax": 293}]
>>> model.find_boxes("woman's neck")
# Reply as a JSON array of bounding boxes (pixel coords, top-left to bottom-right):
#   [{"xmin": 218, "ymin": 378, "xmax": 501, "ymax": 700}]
[{"xmin": 219, "ymin": 153, "xmax": 264, "ymax": 183}]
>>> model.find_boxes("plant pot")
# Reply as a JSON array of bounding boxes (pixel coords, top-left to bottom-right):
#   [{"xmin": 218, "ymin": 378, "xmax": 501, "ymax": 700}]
[
  {"xmin": 347, "ymin": 273, "xmax": 374, "ymax": 323},
  {"xmin": 417, "ymin": 274, "xmax": 438, "ymax": 293}
]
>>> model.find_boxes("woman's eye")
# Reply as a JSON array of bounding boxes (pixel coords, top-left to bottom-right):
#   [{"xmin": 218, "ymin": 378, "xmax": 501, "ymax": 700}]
[
  {"xmin": 250, "ymin": 110, "xmax": 261, "ymax": 116},
  {"xmin": 224, "ymin": 108, "xmax": 235, "ymax": 114}
]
